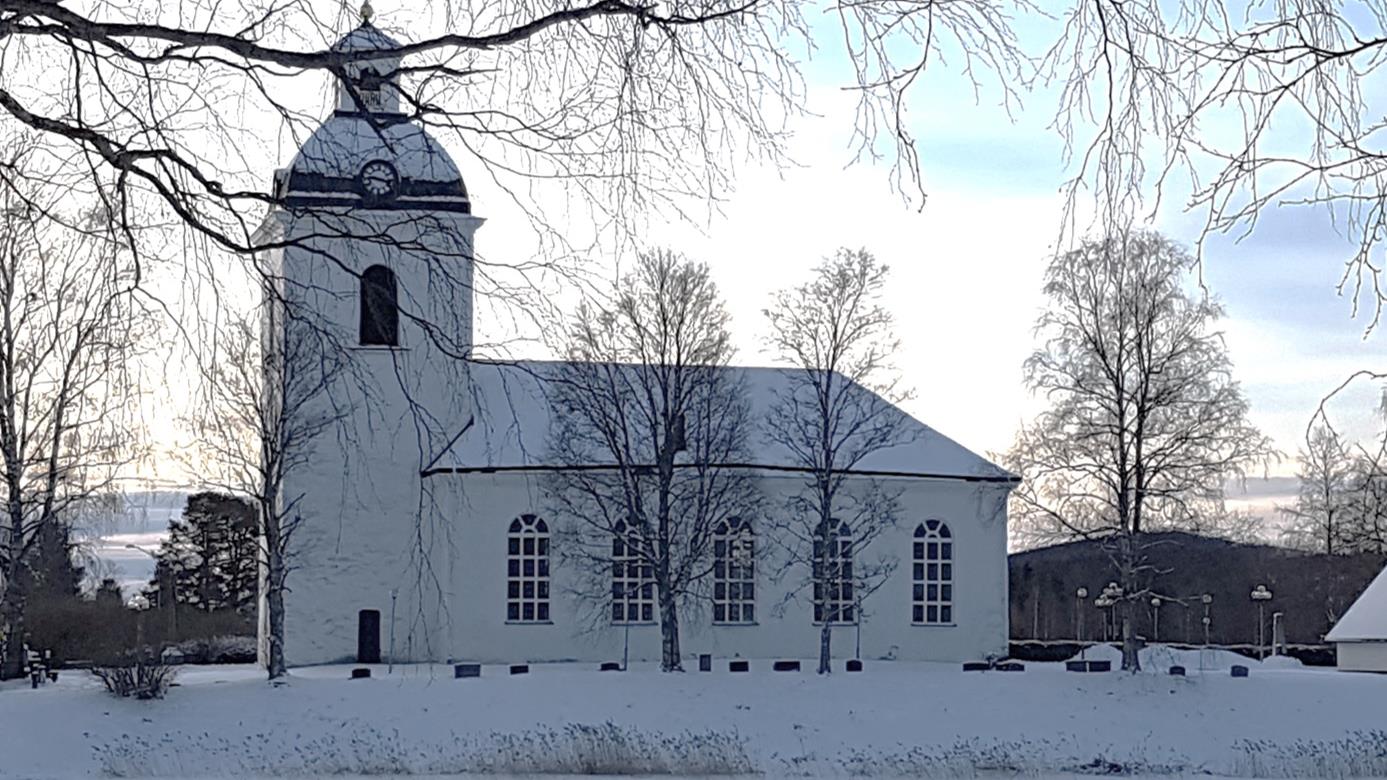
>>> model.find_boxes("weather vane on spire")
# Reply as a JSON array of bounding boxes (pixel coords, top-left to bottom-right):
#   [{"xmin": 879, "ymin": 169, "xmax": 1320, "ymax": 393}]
[{"xmin": 360, "ymin": 0, "xmax": 374, "ymax": 24}]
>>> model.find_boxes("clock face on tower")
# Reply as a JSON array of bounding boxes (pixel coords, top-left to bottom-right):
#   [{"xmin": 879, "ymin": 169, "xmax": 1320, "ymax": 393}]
[{"xmin": 358, "ymin": 160, "xmax": 400, "ymax": 201}]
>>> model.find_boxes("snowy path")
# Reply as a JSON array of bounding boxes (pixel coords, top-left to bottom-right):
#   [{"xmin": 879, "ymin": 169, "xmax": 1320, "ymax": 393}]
[{"xmin": 2, "ymin": 648, "xmax": 1384, "ymax": 779}]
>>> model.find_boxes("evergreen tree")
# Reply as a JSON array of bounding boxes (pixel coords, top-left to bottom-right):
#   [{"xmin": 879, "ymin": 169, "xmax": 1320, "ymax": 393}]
[
  {"xmin": 21, "ymin": 520, "xmax": 84, "ymax": 601},
  {"xmin": 148, "ymin": 493, "xmax": 257, "ymax": 614}
]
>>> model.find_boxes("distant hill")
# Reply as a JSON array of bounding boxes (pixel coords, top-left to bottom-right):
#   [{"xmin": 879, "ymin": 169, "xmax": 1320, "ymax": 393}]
[
  {"xmin": 76, "ymin": 490, "xmax": 186, "ymax": 596},
  {"xmin": 1009, "ymin": 532, "xmax": 1385, "ymax": 646},
  {"xmin": 72, "ymin": 490, "xmax": 185, "ymax": 539}
]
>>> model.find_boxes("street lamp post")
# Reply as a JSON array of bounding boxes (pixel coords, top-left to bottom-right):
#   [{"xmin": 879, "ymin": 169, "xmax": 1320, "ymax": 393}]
[
  {"xmin": 125, "ymin": 544, "xmax": 176, "ymax": 643},
  {"xmin": 1200, "ymin": 593, "xmax": 1214, "ymax": 674},
  {"xmin": 128, "ymin": 594, "xmax": 150, "ymax": 653},
  {"xmin": 1101, "ymin": 581, "xmax": 1124, "ymax": 643},
  {"xmin": 1075, "ymin": 587, "xmax": 1089, "ymax": 658},
  {"xmin": 1251, "ymin": 585, "xmax": 1273, "ymax": 660},
  {"xmin": 1094, "ymin": 595, "xmax": 1113, "ymax": 641},
  {"xmin": 1201, "ymin": 593, "xmax": 1213, "ymax": 646},
  {"xmin": 1151, "ymin": 597, "xmax": 1162, "ymax": 643}
]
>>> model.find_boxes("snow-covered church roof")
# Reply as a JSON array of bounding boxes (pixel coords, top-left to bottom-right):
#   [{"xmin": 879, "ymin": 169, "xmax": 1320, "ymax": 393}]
[
  {"xmin": 1326, "ymin": 565, "xmax": 1387, "ymax": 642},
  {"xmin": 426, "ymin": 360, "xmax": 1017, "ymax": 483}
]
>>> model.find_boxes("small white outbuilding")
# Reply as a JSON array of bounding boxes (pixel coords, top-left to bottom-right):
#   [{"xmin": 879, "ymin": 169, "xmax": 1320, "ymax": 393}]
[{"xmin": 1328, "ymin": 565, "xmax": 1387, "ymax": 672}]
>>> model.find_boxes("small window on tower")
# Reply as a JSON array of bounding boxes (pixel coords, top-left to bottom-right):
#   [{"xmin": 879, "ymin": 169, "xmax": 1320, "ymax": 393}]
[
  {"xmin": 360, "ymin": 265, "xmax": 398, "ymax": 346},
  {"xmin": 355, "ymin": 67, "xmax": 384, "ymax": 111}
]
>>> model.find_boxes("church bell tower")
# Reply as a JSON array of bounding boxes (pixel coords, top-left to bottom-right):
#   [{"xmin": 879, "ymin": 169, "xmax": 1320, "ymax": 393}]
[{"xmin": 253, "ymin": 8, "xmax": 481, "ymax": 666}]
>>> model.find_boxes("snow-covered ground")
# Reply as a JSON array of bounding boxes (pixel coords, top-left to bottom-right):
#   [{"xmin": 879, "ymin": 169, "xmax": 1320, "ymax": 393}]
[{"xmin": 1, "ymin": 646, "xmax": 1382, "ymax": 779}]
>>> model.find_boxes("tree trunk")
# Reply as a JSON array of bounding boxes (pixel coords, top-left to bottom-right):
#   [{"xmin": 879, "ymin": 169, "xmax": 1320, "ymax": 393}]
[
  {"xmin": 658, "ymin": 586, "xmax": 681, "ymax": 672},
  {"xmin": 0, "ymin": 585, "xmax": 24, "ymax": 680},
  {"xmin": 1121, "ymin": 609, "xmax": 1139, "ymax": 671},
  {"xmin": 1116, "ymin": 534, "xmax": 1141, "ymax": 672},
  {"xmin": 266, "ymin": 543, "xmax": 287, "ymax": 679},
  {"xmin": 818, "ymin": 621, "xmax": 832, "ymax": 674}
]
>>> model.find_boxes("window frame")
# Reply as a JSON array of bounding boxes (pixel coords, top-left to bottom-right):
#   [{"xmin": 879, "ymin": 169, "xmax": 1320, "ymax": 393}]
[
  {"xmin": 712, "ymin": 517, "xmax": 756, "ymax": 625},
  {"xmin": 506, "ymin": 514, "xmax": 551, "ymax": 624},
  {"xmin": 611, "ymin": 520, "xmax": 656, "ymax": 625},
  {"xmin": 812, "ymin": 518, "xmax": 856, "ymax": 625},
  {"xmin": 912, "ymin": 519, "xmax": 954, "ymax": 626}
]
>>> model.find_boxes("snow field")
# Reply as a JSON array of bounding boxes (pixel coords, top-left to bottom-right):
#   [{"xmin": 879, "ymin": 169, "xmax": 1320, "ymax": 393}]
[{"xmin": 1, "ymin": 649, "xmax": 1383, "ymax": 779}]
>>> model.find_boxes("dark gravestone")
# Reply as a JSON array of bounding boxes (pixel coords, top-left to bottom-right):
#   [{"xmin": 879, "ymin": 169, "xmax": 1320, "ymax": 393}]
[
  {"xmin": 1066, "ymin": 660, "xmax": 1087, "ymax": 672},
  {"xmin": 509, "ymin": 664, "xmax": 530, "ymax": 675},
  {"xmin": 772, "ymin": 660, "xmax": 800, "ymax": 672},
  {"xmin": 699, "ymin": 654, "xmax": 712, "ymax": 672},
  {"xmin": 356, "ymin": 609, "xmax": 381, "ymax": 664},
  {"xmin": 963, "ymin": 661, "xmax": 990, "ymax": 672},
  {"xmin": 1169, "ymin": 666, "xmax": 1186, "ymax": 677},
  {"xmin": 995, "ymin": 662, "xmax": 1024, "ymax": 672},
  {"xmin": 350, "ymin": 667, "xmax": 371, "ymax": 680},
  {"xmin": 846, "ymin": 659, "xmax": 864, "ymax": 672},
  {"xmin": 454, "ymin": 663, "xmax": 481, "ymax": 679},
  {"xmin": 1087, "ymin": 660, "xmax": 1112, "ymax": 672},
  {"xmin": 1231, "ymin": 665, "xmax": 1249, "ymax": 678},
  {"xmin": 729, "ymin": 660, "xmax": 750, "ymax": 673},
  {"xmin": 599, "ymin": 662, "xmax": 622, "ymax": 672}
]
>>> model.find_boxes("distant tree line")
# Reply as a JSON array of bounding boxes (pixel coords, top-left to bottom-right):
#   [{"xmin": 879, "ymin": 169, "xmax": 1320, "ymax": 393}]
[
  {"xmin": 1282, "ymin": 420, "xmax": 1387, "ymax": 556},
  {"xmin": 1008, "ymin": 532, "xmax": 1385, "ymax": 648}
]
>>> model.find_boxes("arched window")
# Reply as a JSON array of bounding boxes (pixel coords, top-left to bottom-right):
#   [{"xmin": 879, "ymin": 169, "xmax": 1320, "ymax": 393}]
[
  {"xmin": 913, "ymin": 520, "xmax": 953, "ymax": 624},
  {"xmin": 359, "ymin": 265, "xmax": 398, "ymax": 346},
  {"xmin": 813, "ymin": 519, "xmax": 854, "ymax": 624},
  {"xmin": 611, "ymin": 520, "xmax": 654, "ymax": 624},
  {"xmin": 713, "ymin": 518, "xmax": 755, "ymax": 624},
  {"xmin": 507, "ymin": 515, "xmax": 550, "ymax": 622}
]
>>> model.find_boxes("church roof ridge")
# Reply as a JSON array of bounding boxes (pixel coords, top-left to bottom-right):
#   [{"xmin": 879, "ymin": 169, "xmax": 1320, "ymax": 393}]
[{"xmin": 433, "ymin": 358, "xmax": 1017, "ymax": 483}]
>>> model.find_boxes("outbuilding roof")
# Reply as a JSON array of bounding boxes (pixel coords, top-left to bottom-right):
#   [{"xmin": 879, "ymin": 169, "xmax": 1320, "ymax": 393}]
[
  {"xmin": 1327, "ymin": 564, "xmax": 1387, "ymax": 642},
  {"xmin": 425, "ymin": 359, "xmax": 1017, "ymax": 483}
]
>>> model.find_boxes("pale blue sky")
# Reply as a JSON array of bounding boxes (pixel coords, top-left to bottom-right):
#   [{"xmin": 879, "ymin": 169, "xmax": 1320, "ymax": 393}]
[
  {"xmin": 120, "ymin": 1, "xmax": 1384, "ymax": 484},
  {"xmin": 631, "ymin": 7, "xmax": 1386, "ymax": 474}
]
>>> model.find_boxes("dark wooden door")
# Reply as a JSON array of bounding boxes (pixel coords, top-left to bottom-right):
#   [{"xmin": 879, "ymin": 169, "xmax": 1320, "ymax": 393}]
[{"xmin": 357, "ymin": 609, "xmax": 381, "ymax": 663}]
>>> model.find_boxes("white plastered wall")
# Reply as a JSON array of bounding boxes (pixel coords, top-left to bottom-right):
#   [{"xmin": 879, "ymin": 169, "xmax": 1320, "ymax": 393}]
[
  {"xmin": 1336, "ymin": 641, "xmax": 1387, "ymax": 673},
  {"xmin": 266, "ymin": 208, "xmax": 479, "ymax": 666},
  {"xmin": 440, "ymin": 470, "xmax": 1011, "ymax": 666}
]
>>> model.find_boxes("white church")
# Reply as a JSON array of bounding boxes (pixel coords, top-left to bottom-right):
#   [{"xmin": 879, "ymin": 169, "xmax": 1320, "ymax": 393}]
[{"xmin": 254, "ymin": 19, "xmax": 1018, "ymax": 669}]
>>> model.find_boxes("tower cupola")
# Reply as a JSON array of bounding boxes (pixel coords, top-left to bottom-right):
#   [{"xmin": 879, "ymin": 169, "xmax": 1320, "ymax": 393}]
[
  {"xmin": 274, "ymin": 9, "xmax": 470, "ymax": 212},
  {"xmin": 333, "ymin": 3, "xmax": 404, "ymax": 115}
]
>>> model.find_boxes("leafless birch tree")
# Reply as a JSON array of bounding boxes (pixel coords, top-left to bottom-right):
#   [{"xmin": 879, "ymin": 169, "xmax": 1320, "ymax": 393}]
[
  {"xmin": 0, "ymin": 140, "xmax": 150, "ymax": 679},
  {"xmin": 762, "ymin": 248, "xmax": 910, "ymax": 675},
  {"xmin": 1280, "ymin": 424, "xmax": 1355, "ymax": 554},
  {"xmin": 187, "ymin": 307, "xmax": 348, "ymax": 679},
  {"xmin": 547, "ymin": 249, "xmax": 757, "ymax": 672},
  {"xmin": 1006, "ymin": 231, "xmax": 1273, "ymax": 671}
]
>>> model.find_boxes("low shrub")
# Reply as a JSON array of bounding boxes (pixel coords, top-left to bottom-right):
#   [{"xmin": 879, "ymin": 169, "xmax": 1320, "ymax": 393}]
[{"xmin": 91, "ymin": 659, "xmax": 177, "ymax": 700}]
